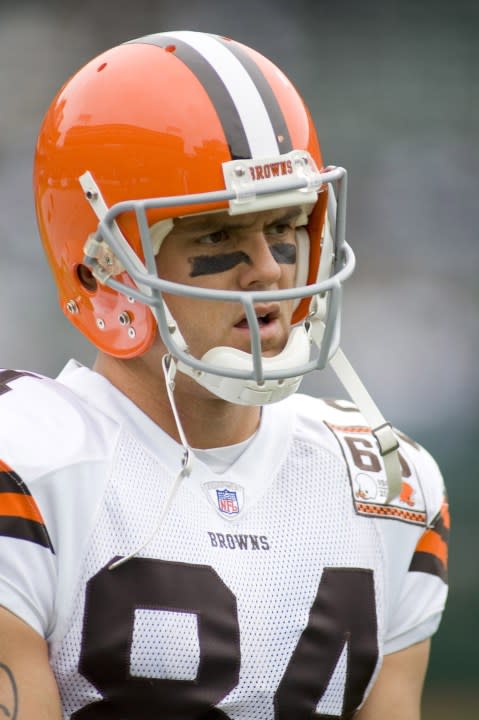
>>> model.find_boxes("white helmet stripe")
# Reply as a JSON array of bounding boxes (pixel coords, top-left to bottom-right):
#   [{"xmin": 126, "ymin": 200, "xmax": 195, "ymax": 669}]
[
  {"xmin": 216, "ymin": 34, "xmax": 292, "ymax": 156},
  {"xmin": 167, "ymin": 31, "xmax": 280, "ymax": 157},
  {"xmin": 129, "ymin": 31, "xmax": 283, "ymax": 159}
]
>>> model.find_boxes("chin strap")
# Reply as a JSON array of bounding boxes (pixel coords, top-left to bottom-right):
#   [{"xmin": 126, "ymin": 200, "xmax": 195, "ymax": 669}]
[
  {"xmin": 309, "ymin": 314, "xmax": 402, "ymax": 502},
  {"xmin": 329, "ymin": 347, "xmax": 402, "ymax": 502}
]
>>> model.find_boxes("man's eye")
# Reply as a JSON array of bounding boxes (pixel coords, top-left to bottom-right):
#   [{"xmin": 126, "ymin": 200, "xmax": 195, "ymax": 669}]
[
  {"xmin": 197, "ymin": 230, "xmax": 227, "ymax": 245},
  {"xmin": 267, "ymin": 223, "xmax": 294, "ymax": 237}
]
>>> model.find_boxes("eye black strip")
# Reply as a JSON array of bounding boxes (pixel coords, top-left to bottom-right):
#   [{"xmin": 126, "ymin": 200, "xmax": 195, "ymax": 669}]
[
  {"xmin": 188, "ymin": 242, "xmax": 296, "ymax": 278},
  {"xmin": 270, "ymin": 242, "xmax": 296, "ymax": 264},
  {"xmin": 215, "ymin": 36, "xmax": 293, "ymax": 154},
  {"xmin": 127, "ymin": 34, "xmax": 252, "ymax": 159},
  {"xmin": 188, "ymin": 251, "xmax": 252, "ymax": 277}
]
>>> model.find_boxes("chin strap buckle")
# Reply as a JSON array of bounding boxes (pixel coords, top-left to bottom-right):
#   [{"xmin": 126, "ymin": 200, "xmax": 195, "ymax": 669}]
[{"xmin": 372, "ymin": 422, "xmax": 400, "ymax": 457}]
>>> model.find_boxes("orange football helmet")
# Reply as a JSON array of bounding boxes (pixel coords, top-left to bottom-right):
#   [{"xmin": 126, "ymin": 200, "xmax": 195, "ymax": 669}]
[{"xmin": 34, "ymin": 30, "xmax": 354, "ymax": 404}]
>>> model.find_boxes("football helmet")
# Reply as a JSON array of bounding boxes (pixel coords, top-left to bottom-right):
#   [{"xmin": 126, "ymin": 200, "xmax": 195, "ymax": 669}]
[{"xmin": 34, "ymin": 29, "xmax": 354, "ymax": 404}]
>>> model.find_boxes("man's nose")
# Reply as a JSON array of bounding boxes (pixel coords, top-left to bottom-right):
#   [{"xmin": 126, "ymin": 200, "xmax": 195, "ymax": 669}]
[{"xmin": 237, "ymin": 232, "xmax": 283, "ymax": 288}]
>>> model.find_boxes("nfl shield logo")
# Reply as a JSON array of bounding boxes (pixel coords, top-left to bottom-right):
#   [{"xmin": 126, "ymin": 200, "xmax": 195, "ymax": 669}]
[{"xmin": 216, "ymin": 488, "xmax": 239, "ymax": 515}]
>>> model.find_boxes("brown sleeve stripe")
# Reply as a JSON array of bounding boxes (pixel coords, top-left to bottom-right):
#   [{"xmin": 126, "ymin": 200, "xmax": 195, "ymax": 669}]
[
  {"xmin": 409, "ymin": 500, "xmax": 449, "ymax": 583},
  {"xmin": 409, "ymin": 551, "xmax": 448, "ymax": 583},
  {"xmin": 0, "ymin": 517, "xmax": 54, "ymax": 551},
  {"xmin": 0, "ymin": 462, "xmax": 54, "ymax": 553}
]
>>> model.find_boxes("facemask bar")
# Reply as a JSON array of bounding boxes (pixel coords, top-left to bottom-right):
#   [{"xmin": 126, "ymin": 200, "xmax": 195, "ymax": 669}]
[
  {"xmin": 82, "ymin": 164, "xmax": 354, "ymax": 386},
  {"xmin": 313, "ymin": 184, "xmax": 345, "ymax": 369}
]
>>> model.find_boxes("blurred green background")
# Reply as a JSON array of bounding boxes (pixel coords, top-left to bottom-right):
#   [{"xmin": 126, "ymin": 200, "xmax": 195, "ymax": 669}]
[{"xmin": 1, "ymin": 0, "xmax": 477, "ymax": 716}]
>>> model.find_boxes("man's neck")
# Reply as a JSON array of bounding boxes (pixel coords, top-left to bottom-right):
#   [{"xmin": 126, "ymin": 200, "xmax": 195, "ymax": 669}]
[{"xmin": 93, "ymin": 351, "xmax": 261, "ymax": 449}]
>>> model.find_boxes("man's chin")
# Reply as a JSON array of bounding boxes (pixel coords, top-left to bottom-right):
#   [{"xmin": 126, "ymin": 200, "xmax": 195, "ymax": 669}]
[{"xmin": 261, "ymin": 346, "xmax": 285, "ymax": 358}]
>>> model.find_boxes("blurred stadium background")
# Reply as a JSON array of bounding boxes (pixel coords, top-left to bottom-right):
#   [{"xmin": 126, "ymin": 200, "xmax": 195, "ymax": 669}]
[{"xmin": 1, "ymin": 0, "xmax": 477, "ymax": 716}]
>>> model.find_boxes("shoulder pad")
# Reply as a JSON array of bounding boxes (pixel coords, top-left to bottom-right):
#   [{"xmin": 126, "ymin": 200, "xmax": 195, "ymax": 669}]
[{"xmin": 0, "ymin": 368, "xmax": 118, "ymax": 482}]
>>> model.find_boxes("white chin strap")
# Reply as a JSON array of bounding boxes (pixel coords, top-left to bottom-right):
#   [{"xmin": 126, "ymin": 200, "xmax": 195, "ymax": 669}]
[{"xmin": 177, "ymin": 324, "xmax": 311, "ymax": 405}]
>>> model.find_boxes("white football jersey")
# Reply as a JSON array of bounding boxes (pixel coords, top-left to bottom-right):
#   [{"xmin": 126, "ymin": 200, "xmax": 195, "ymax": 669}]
[{"xmin": 0, "ymin": 361, "xmax": 448, "ymax": 719}]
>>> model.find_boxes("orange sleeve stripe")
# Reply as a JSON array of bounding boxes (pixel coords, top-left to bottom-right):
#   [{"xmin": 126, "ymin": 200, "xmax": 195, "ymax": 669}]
[
  {"xmin": 440, "ymin": 502, "xmax": 451, "ymax": 530},
  {"xmin": 0, "ymin": 492, "xmax": 44, "ymax": 524},
  {"xmin": 415, "ymin": 529, "xmax": 448, "ymax": 566},
  {"xmin": 329, "ymin": 424, "xmax": 371, "ymax": 434},
  {"xmin": 0, "ymin": 459, "xmax": 13, "ymax": 473}
]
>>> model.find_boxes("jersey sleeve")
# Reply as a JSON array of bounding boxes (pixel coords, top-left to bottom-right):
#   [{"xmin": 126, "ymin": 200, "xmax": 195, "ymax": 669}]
[
  {"xmin": 0, "ymin": 369, "xmax": 117, "ymax": 640},
  {"xmin": 309, "ymin": 397, "xmax": 450, "ymax": 656},
  {"xmin": 381, "ymin": 440, "xmax": 449, "ymax": 654},
  {"xmin": 0, "ymin": 458, "xmax": 57, "ymax": 636}
]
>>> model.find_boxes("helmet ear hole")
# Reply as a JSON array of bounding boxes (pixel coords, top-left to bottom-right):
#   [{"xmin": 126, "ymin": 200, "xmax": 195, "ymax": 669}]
[{"xmin": 76, "ymin": 264, "xmax": 98, "ymax": 293}]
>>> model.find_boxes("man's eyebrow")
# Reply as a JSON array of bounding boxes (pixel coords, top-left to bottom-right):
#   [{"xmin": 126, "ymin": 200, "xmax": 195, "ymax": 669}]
[
  {"xmin": 174, "ymin": 206, "xmax": 304, "ymax": 233},
  {"xmin": 225, "ymin": 208, "xmax": 304, "ymax": 232},
  {"xmin": 264, "ymin": 207, "xmax": 304, "ymax": 226}
]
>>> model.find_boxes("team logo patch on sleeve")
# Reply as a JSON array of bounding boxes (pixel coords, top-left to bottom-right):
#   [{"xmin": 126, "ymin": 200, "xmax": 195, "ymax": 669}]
[
  {"xmin": 0, "ymin": 460, "xmax": 54, "ymax": 552},
  {"xmin": 325, "ymin": 423, "xmax": 427, "ymax": 526}
]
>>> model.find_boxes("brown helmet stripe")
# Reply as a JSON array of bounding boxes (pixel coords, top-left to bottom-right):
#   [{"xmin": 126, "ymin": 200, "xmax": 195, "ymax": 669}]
[{"xmin": 214, "ymin": 34, "xmax": 293, "ymax": 154}]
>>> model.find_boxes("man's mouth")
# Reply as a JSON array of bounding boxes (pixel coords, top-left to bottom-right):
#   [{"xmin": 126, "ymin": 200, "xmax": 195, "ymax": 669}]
[{"xmin": 234, "ymin": 305, "xmax": 280, "ymax": 330}]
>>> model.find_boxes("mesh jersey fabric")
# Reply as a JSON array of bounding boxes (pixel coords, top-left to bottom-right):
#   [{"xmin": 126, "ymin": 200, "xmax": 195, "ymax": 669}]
[{"xmin": 0, "ymin": 361, "xmax": 448, "ymax": 719}]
